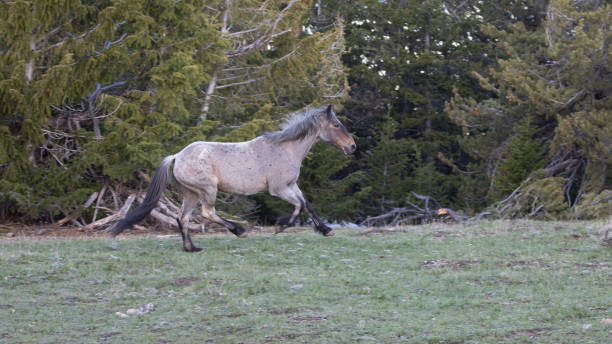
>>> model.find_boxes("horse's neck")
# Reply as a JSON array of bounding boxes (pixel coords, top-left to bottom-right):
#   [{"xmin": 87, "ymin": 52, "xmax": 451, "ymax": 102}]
[{"xmin": 283, "ymin": 131, "xmax": 319, "ymax": 164}]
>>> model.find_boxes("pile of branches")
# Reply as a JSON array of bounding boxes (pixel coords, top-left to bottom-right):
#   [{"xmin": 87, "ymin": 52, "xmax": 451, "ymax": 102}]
[
  {"xmin": 57, "ymin": 178, "xmax": 258, "ymax": 234},
  {"xmin": 362, "ymin": 151, "xmax": 608, "ymax": 227},
  {"xmin": 360, "ymin": 192, "xmax": 489, "ymax": 227},
  {"xmin": 55, "ymin": 182, "xmax": 206, "ymax": 232},
  {"xmin": 491, "ymin": 154, "xmax": 590, "ymax": 219}
]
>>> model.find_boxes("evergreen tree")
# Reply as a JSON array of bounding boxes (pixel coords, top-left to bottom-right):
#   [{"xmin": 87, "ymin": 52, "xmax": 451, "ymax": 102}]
[
  {"xmin": 0, "ymin": 0, "xmax": 350, "ymax": 226},
  {"xmin": 447, "ymin": 0, "xmax": 611, "ymax": 218},
  {"xmin": 363, "ymin": 115, "xmax": 411, "ymax": 214},
  {"xmin": 489, "ymin": 118, "xmax": 544, "ymax": 202},
  {"xmin": 339, "ymin": 0, "xmax": 497, "ymax": 218}
]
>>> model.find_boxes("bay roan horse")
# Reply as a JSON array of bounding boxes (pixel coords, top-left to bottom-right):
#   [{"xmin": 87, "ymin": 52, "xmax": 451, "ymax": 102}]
[{"xmin": 111, "ymin": 105, "xmax": 356, "ymax": 252}]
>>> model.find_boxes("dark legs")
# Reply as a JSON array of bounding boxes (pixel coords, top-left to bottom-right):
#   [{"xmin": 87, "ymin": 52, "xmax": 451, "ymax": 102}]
[
  {"xmin": 177, "ymin": 187, "xmax": 247, "ymax": 252},
  {"xmin": 200, "ymin": 208, "xmax": 247, "ymax": 238},
  {"xmin": 176, "ymin": 219, "xmax": 201, "ymax": 252},
  {"xmin": 218, "ymin": 217, "xmax": 248, "ymax": 238},
  {"xmin": 200, "ymin": 186, "xmax": 247, "ymax": 238},
  {"xmin": 178, "ymin": 191, "xmax": 202, "ymax": 252},
  {"xmin": 273, "ymin": 190, "xmax": 304, "ymax": 234},
  {"xmin": 292, "ymin": 184, "xmax": 333, "ymax": 236},
  {"xmin": 273, "ymin": 183, "xmax": 334, "ymax": 236},
  {"xmin": 303, "ymin": 198, "xmax": 333, "ymax": 236}
]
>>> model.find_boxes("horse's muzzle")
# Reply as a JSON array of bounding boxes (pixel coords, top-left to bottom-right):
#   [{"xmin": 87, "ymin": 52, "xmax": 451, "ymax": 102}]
[{"xmin": 343, "ymin": 143, "xmax": 357, "ymax": 154}]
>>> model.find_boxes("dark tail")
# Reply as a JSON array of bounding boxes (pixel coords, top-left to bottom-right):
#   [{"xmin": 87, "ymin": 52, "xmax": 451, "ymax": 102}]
[{"xmin": 111, "ymin": 156, "xmax": 174, "ymax": 236}]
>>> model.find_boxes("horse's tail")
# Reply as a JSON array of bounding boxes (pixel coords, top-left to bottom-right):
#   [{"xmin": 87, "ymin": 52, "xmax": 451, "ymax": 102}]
[{"xmin": 111, "ymin": 155, "xmax": 175, "ymax": 236}]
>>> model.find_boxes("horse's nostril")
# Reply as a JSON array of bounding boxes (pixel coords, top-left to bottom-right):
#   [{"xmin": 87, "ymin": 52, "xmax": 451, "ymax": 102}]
[{"xmin": 351, "ymin": 144, "xmax": 356, "ymax": 152}]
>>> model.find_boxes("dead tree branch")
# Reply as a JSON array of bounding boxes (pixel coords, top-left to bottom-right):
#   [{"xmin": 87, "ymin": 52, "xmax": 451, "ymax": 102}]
[{"xmin": 361, "ymin": 192, "xmax": 480, "ymax": 227}]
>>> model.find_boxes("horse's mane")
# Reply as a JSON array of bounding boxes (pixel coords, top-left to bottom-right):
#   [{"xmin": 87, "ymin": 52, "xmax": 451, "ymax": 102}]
[{"xmin": 263, "ymin": 106, "xmax": 326, "ymax": 144}]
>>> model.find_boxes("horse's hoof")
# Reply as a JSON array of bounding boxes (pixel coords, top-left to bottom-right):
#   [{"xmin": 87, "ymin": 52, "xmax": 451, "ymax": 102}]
[
  {"xmin": 238, "ymin": 232, "xmax": 248, "ymax": 238},
  {"xmin": 324, "ymin": 230, "xmax": 335, "ymax": 237},
  {"xmin": 185, "ymin": 246, "xmax": 203, "ymax": 252}
]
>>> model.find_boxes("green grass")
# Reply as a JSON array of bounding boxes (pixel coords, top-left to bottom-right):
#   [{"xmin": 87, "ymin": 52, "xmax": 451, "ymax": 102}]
[{"xmin": 1, "ymin": 220, "xmax": 610, "ymax": 343}]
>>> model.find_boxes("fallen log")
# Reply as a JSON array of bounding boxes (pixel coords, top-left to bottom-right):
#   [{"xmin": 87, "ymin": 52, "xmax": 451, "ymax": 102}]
[
  {"xmin": 80, "ymin": 194, "xmax": 136, "ymax": 232},
  {"xmin": 91, "ymin": 184, "xmax": 107, "ymax": 223},
  {"xmin": 56, "ymin": 191, "xmax": 100, "ymax": 226}
]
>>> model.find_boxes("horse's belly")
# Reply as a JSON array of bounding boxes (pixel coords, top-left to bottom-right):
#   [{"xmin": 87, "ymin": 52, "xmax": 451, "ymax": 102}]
[{"xmin": 217, "ymin": 173, "xmax": 267, "ymax": 195}]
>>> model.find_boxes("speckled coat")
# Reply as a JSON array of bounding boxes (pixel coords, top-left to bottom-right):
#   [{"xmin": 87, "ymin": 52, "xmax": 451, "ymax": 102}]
[{"xmin": 112, "ymin": 105, "xmax": 356, "ymax": 252}]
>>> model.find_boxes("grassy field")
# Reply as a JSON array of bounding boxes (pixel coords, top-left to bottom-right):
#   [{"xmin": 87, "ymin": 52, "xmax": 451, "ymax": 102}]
[{"xmin": 1, "ymin": 220, "xmax": 610, "ymax": 343}]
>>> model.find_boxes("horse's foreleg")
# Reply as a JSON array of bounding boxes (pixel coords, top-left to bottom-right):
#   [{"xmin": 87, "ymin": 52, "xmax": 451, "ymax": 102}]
[
  {"xmin": 290, "ymin": 185, "xmax": 333, "ymax": 236},
  {"xmin": 303, "ymin": 199, "xmax": 334, "ymax": 236},
  {"xmin": 270, "ymin": 187, "xmax": 303, "ymax": 233},
  {"xmin": 178, "ymin": 191, "xmax": 202, "ymax": 252}
]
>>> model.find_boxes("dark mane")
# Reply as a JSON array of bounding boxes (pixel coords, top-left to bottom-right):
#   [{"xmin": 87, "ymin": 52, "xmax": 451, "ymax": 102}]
[{"xmin": 263, "ymin": 106, "xmax": 326, "ymax": 143}]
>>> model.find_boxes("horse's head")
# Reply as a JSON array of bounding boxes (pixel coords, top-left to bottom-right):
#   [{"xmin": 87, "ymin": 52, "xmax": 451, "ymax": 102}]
[{"xmin": 318, "ymin": 105, "xmax": 356, "ymax": 154}]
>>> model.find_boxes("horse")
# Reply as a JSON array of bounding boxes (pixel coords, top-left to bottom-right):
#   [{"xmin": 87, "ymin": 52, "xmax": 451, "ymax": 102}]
[{"xmin": 110, "ymin": 105, "xmax": 356, "ymax": 252}]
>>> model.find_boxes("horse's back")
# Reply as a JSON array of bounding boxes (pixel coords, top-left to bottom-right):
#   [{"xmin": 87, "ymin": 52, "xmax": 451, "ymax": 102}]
[{"xmin": 173, "ymin": 139, "xmax": 272, "ymax": 195}]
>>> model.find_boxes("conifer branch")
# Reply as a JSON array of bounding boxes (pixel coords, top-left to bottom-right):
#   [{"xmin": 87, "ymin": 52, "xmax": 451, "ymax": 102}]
[
  {"xmin": 225, "ymin": 27, "xmax": 260, "ymax": 37},
  {"xmin": 222, "ymin": 47, "xmax": 298, "ymax": 71},
  {"xmin": 547, "ymin": 89, "xmax": 584, "ymax": 107},
  {"xmin": 224, "ymin": 0, "xmax": 299, "ymax": 57},
  {"xmin": 41, "ymin": 24, "xmax": 100, "ymax": 52},
  {"xmin": 216, "ymin": 78, "xmax": 261, "ymax": 89},
  {"xmin": 225, "ymin": 29, "xmax": 292, "ymax": 57}
]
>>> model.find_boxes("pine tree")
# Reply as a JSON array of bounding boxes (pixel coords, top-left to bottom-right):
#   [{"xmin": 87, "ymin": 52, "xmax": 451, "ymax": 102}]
[
  {"xmin": 363, "ymin": 115, "xmax": 411, "ymax": 214},
  {"xmin": 446, "ymin": 0, "xmax": 611, "ymax": 218},
  {"xmin": 0, "ymin": 1, "xmax": 353, "ymax": 226},
  {"xmin": 340, "ymin": 0, "xmax": 499, "ymax": 216},
  {"xmin": 489, "ymin": 118, "xmax": 544, "ymax": 202}
]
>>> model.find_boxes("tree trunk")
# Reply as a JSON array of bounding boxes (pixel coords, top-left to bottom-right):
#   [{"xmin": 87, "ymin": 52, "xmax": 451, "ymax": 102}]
[{"xmin": 199, "ymin": 70, "xmax": 218, "ymax": 123}]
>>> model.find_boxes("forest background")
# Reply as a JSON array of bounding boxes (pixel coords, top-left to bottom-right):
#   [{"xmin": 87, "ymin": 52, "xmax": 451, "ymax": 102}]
[{"xmin": 0, "ymin": 0, "xmax": 610, "ymax": 229}]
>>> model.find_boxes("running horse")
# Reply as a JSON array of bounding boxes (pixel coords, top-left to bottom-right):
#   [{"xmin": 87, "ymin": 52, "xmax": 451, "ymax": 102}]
[{"xmin": 111, "ymin": 105, "xmax": 356, "ymax": 251}]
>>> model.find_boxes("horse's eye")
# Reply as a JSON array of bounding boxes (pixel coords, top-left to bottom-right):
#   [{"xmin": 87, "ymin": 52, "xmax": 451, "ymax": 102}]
[{"xmin": 333, "ymin": 123, "xmax": 340, "ymax": 128}]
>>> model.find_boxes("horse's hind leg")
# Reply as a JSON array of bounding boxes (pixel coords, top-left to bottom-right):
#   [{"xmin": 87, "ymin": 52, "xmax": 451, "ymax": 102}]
[
  {"xmin": 200, "ymin": 187, "xmax": 247, "ymax": 238},
  {"xmin": 201, "ymin": 204, "xmax": 248, "ymax": 238},
  {"xmin": 177, "ymin": 190, "xmax": 202, "ymax": 252}
]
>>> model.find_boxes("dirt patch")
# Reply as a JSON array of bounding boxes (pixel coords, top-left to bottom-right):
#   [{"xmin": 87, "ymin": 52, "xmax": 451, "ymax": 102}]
[
  {"xmin": 0, "ymin": 224, "xmax": 161, "ymax": 240},
  {"xmin": 573, "ymin": 262, "xmax": 610, "ymax": 269},
  {"xmin": 61, "ymin": 296, "xmax": 99, "ymax": 305},
  {"xmin": 556, "ymin": 247, "xmax": 579, "ymax": 252},
  {"xmin": 422, "ymin": 259, "xmax": 481, "ymax": 269},
  {"xmin": 503, "ymin": 259, "xmax": 548, "ymax": 268},
  {"xmin": 472, "ymin": 275, "xmax": 526, "ymax": 286},
  {"xmin": 431, "ymin": 230, "xmax": 456, "ymax": 237},
  {"xmin": 99, "ymin": 331, "xmax": 121, "ymax": 339},
  {"xmin": 0, "ymin": 223, "xmax": 315, "ymax": 241},
  {"xmin": 264, "ymin": 330, "xmax": 328, "ymax": 342},
  {"xmin": 156, "ymin": 277, "xmax": 203, "ymax": 290},
  {"xmin": 215, "ymin": 313, "xmax": 248, "ymax": 318},
  {"xmin": 265, "ymin": 333, "xmax": 304, "ymax": 342},
  {"xmin": 291, "ymin": 314, "xmax": 328, "ymax": 322},
  {"xmin": 173, "ymin": 277, "xmax": 202, "ymax": 287},
  {"xmin": 506, "ymin": 327, "xmax": 550, "ymax": 339},
  {"xmin": 356, "ymin": 228, "xmax": 408, "ymax": 236},
  {"xmin": 270, "ymin": 307, "xmax": 308, "ymax": 315},
  {"xmin": 218, "ymin": 325, "xmax": 250, "ymax": 336}
]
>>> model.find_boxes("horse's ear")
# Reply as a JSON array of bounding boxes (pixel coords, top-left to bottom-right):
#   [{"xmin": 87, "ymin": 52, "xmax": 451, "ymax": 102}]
[{"xmin": 326, "ymin": 104, "xmax": 333, "ymax": 117}]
